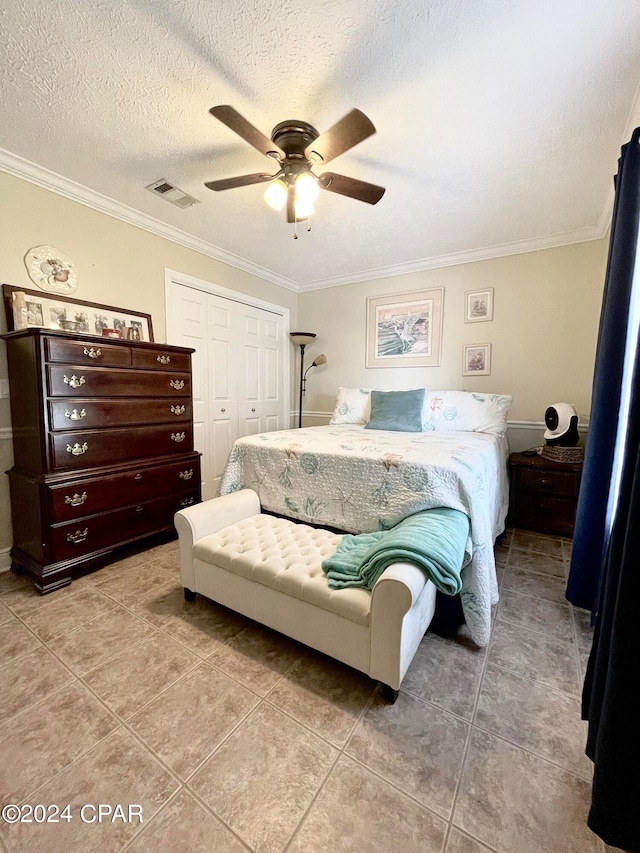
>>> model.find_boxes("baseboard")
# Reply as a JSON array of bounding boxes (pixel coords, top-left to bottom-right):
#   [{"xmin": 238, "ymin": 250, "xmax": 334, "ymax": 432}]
[{"xmin": 0, "ymin": 547, "xmax": 12, "ymax": 571}]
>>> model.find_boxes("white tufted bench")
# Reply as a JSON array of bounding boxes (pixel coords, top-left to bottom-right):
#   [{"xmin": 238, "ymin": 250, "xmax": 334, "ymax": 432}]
[{"xmin": 174, "ymin": 489, "xmax": 437, "ymax": 700}]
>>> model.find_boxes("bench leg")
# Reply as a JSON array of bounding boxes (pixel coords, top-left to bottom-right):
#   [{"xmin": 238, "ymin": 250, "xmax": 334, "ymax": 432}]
[
  {"xmin": 381, "ymin": 683, "xmax": 399, "ymax": 704},
  {"xmin": 184, "ymin": 587, "xmax": 196, "ymax": 602}
]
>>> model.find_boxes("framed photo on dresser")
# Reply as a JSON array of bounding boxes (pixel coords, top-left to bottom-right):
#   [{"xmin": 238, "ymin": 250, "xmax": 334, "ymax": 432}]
[{"xmin": 2, "ymin": 284, "xmax": 154, "ymax": 342}]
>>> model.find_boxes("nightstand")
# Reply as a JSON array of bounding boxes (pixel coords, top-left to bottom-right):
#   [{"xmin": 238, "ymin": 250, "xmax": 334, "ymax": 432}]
[{"xmin": 508, "ymin": 451, "xmax": 583, "ymax": 537}]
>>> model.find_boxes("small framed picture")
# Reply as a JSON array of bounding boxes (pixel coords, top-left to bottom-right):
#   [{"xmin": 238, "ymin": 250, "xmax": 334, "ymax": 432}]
[
  {"xmin": 463, "ymin": 343, "xmax": 491, "ymax": 376},
  {"xmin": 464, "ymin": 288, "xmax": 494, "ymax": 323}
]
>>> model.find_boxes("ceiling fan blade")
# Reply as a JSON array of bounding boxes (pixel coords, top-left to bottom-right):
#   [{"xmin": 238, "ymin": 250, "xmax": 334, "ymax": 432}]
[
  {"xmin": 305, "ymin": 109, "xmax": 376, "ymax": 165},
  {"xmin": 319, "ymin": 172, "xmax": 385, "ymax": 205},
  {"xmin": 204, "ymin": 173, "xmax": 275, "ymax": 191},
  {"xmin": 210, "ymin": 105, "xmax": 284, "ymax": 159}
]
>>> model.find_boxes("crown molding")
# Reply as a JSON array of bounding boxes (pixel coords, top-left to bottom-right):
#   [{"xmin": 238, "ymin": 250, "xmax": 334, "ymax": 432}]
[
  {"xmin": 0, "ymin": 148, "xmax": 298, "ymax": 293},
  {"xmin": 0, "ymin": 146, "xmax": 613, "ymax": 295},
  {"xmin": 296, "ymin": 224, "xmax": 608, "ymax": 291}
]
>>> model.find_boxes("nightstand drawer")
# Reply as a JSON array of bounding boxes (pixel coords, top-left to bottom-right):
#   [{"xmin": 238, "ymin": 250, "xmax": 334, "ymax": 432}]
[
  {"xmin": 515, "ymin": 494, "xmax": 578, "ymax": 537},
  {"xmin": 519, "ymin": 468, "xmax": 579, "ymax": 497}
]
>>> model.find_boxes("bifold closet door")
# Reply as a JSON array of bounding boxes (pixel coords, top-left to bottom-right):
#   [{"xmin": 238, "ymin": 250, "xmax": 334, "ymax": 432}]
[
  {"xmin": 169, "ymin": 284, "xmax": 285, "ymax": 500},
  {"xmin": 238, "ymin": 303, "xmax": 284, "ymax": 438}
]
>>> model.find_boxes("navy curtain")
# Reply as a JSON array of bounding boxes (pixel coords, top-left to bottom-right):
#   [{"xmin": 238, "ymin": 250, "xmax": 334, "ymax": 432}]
[
  {"xmin": 566, "ymin": 126, "xmax": 640, "ymax": 612},
  {"xmin": 584, "ymin": 323, "xmax": 640, "ymax": 851},
  {"xmin": 574, "ymin": 128, "xmax": 640, "ymax": 851}
]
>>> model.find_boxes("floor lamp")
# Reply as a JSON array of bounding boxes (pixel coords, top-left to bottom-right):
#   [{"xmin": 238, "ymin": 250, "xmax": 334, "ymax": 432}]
[{"xmin": 290, "ymin": 332, "xmax": 327, "ymax": 428}]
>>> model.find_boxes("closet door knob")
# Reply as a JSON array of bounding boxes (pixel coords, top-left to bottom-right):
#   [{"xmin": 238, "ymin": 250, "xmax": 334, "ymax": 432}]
[
  {"xmin": 251, "ymin": 408, "xmax": 256, "ymax": 412},
  {"xmin": 221, "ymin": 408, "xmax": 226, "ymax": 413}
]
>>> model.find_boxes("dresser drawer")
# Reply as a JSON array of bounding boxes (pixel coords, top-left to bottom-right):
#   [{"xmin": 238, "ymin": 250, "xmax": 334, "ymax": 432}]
[
  {"xmin": 518, "ymin": 468, "xmax": 579, "ymax": 498},
  {"xmin": 48, "ymin": 455, "xmax": 201, "ymax": 521},
  {"xmin": 48, "ymin": 398, "xmax": 192, "ymax": 430},
  {"xmin": 131, "ymin": 348, "xmax": 191, "ymax": 372},
  {"xmin": 45, "ymin": 337, "xmax": 131, "ymax": 367},
  {"xmin": 47, "ymin": 366, "xmax": 192, "ymax": 398},
  {"xmin": 50, "ymin": 488, "xmax": 200, "ymax": 562},
  {"xmin": 50, "ymin": 425, "xmax": 194, "ymax": 470}
]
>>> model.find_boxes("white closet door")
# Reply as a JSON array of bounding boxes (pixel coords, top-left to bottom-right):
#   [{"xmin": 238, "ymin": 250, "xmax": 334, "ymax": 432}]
[
  {"xmin": 208, "ymin": 294, "xmax": 240, "ymax": 497},
  {"xmin": 168, "ymin": 286, "xmax": 211, "ymax": 497},
  {"xmin": 238, "ymin": 305, "xmax": 284, "ymax": 437},
  {"xmin": 168, "ymin": 279, "xmax": 287, "ymax": 500}
]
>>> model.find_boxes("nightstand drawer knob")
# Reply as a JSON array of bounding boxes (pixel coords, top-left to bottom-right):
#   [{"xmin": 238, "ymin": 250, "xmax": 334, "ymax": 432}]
[{"xmin": 539, "ymin": 478, "xmax": 550, "ymax": 485}]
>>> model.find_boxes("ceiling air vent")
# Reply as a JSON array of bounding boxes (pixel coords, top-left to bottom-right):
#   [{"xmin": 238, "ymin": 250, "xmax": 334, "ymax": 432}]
[{"xmin": 146, "ymin": 179, "xmax": 200, "ymax": 209}]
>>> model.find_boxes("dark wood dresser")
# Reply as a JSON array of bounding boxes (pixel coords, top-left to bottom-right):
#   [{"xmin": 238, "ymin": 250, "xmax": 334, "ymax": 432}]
[
  {"xmin": 508, "ymin": 451, "xmax": 583, "ymax": 537},
  {"xmin": 3, "ymin": 328, "xmax": 201, "ymax": 593}
]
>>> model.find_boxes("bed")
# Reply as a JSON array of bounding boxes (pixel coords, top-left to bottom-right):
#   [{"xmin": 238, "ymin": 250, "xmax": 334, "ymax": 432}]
[{"xmin": 218, "ymin": 393, "xmax": 510, "ymax": 648}]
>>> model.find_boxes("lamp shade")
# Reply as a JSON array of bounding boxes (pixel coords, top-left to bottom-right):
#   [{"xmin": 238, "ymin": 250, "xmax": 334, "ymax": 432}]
[
  {"xmin": 312, "ymin": 353, "xmax": 327, "ymax": 367},
  {"xmin": 264, "ymin": 179, "xmax": 288, "ymax": 211},
  {"xmin": 289, "ymin": 332, "xmax": 316, "ymax": 346}
]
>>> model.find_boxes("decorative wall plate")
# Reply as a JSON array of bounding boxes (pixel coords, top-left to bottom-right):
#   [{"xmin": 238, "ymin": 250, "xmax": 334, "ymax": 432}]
[{"xmin": 24, "ymin": 245, "xmax": 78, "ymax": 294}]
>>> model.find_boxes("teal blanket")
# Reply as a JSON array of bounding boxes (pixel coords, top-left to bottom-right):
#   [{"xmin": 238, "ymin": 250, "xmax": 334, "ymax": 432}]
[{"xmin": 321, "ymin": 508, "xmax": 469, "ymax": 595}]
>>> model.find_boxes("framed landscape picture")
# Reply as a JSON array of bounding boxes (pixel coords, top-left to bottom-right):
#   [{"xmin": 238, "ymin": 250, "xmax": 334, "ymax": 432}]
[
  {"xmin": 366, "ymin": 287, "xmax": 444, "ymax": 368},
  {"xmin": 463, "ymin": 343, "xmax": 492, "ymax": 376},
  {"xmin": 2, "ymin": 284, "xmax": 154, "ymax": 342},
  {"xmin": 464, "ymin": 288, "xmax": 494, "ymax": 323}
]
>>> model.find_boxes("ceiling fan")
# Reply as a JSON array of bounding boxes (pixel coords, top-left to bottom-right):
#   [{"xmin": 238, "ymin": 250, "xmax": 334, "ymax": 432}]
[{"xmin": 204, "ymin": 105, "xmax": 385, "ymax": 229}]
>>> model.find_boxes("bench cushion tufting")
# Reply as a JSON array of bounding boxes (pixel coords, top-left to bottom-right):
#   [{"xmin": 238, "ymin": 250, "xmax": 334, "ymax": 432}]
[{"xmin": 192, "ymin": 514, "xmax": 373, "ymax": 626}]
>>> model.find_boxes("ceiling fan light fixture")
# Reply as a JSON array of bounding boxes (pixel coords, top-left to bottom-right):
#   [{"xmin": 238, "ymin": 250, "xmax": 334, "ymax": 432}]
[
  {"xmin": 263, "ymin": 179, "xmax": 288, "ymax": 211},
  {"xmin": 295, "ymin": 172, "xmax": 319, "ymax": 204},
  {"xmin": 294, "ymin": 197, "xmax": 315, "ymax": 220}
]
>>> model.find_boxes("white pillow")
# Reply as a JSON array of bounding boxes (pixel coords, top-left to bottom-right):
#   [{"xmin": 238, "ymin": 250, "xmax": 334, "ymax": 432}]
[
  {"xmin": 422, "ymin": 390, "xmax": 512, "ymax": 437},
  {"xmin": 330, "ymin": 387, "xmax": 372, "ymax": 424}
]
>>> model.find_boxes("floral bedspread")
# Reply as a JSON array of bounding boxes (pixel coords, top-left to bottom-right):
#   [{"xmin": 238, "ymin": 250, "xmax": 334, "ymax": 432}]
[{"xmin": 218, "ymin": 425, "xmax": 509, "ymax": 646}]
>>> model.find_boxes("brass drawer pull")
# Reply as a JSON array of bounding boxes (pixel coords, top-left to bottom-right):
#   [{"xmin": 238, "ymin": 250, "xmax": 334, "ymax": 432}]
[
  {"xmin": 179, "ymin": 469, "xmax": 194, "ymax": 480},
  {"xmin": 66, "ymin": 442, "xmax": 88, "ymax": 456},
  {"xmin": 539, "ymin": 478, "xmax": 551, "ymax": 485},
  {"xmin": 63, "ymin": 374, "xmax": 86, "ymax": 389},
  {"xmin": 67, "ymin": 528, "xmax": 89, "ymax": 544},
  {"xmin": 171, "ymin": 432, "xmax": 186, "ymax": 443},
  {"xmin": 65, "ymin": 491, "xmax": 88, "ymax": 507},
  {"xmin": 135, "ymin": 506, "xmax": 143, "ymax": 513},
  {"xmin": 180, "ymin": 496, "xmax": 195, "ymax": 508},
  {"xmin": 169, "ymin": 379, "xmax": 185, "ymax": 390},
  {"xmin": 83, "ymin": 347, "xmax": 102, "ymax": 359},
  {"xmin": 171, "ymin": 404, "xmax": 186, "ymax": 416},
  {"xmin": 134, "ymin": 473, "xmax": 143, "ymax": 481},
  {"xmin": 157, "ymin": 355, "xmax": 171, "ymax": 364},
  {"xmin": 64, "ymin": 408, "xmax": 86, "ymax": 421}
]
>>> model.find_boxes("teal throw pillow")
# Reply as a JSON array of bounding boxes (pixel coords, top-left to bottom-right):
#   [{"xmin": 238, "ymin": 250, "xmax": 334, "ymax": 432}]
[{"xmin": 365, "ymin": 389, "xmax": 425, "ymax": 432}]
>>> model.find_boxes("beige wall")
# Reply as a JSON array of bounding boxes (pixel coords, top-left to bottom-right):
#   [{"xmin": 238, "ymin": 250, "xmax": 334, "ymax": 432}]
[
  {"xmin": 296, "ymin": 240, "xmax": 607, "ymax": 435},
  {"xmin": 0, "ymin": 170, "xmax": 297, "ymax": 562},
  {"xmin": 0, "ymin": 169, "xmax": 609, "ymax": 564}
]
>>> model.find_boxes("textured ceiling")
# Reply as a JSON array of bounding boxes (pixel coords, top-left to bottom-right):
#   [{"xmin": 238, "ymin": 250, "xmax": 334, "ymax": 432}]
[{"xmin": 2, "ymin": 0, "xmax": 640, "ymax": 289}]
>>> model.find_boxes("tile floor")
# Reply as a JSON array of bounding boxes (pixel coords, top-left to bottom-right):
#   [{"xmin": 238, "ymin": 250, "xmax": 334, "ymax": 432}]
[{"xmin": 0, "ymin": 529, "xmax": 610, "ymax": 853}]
